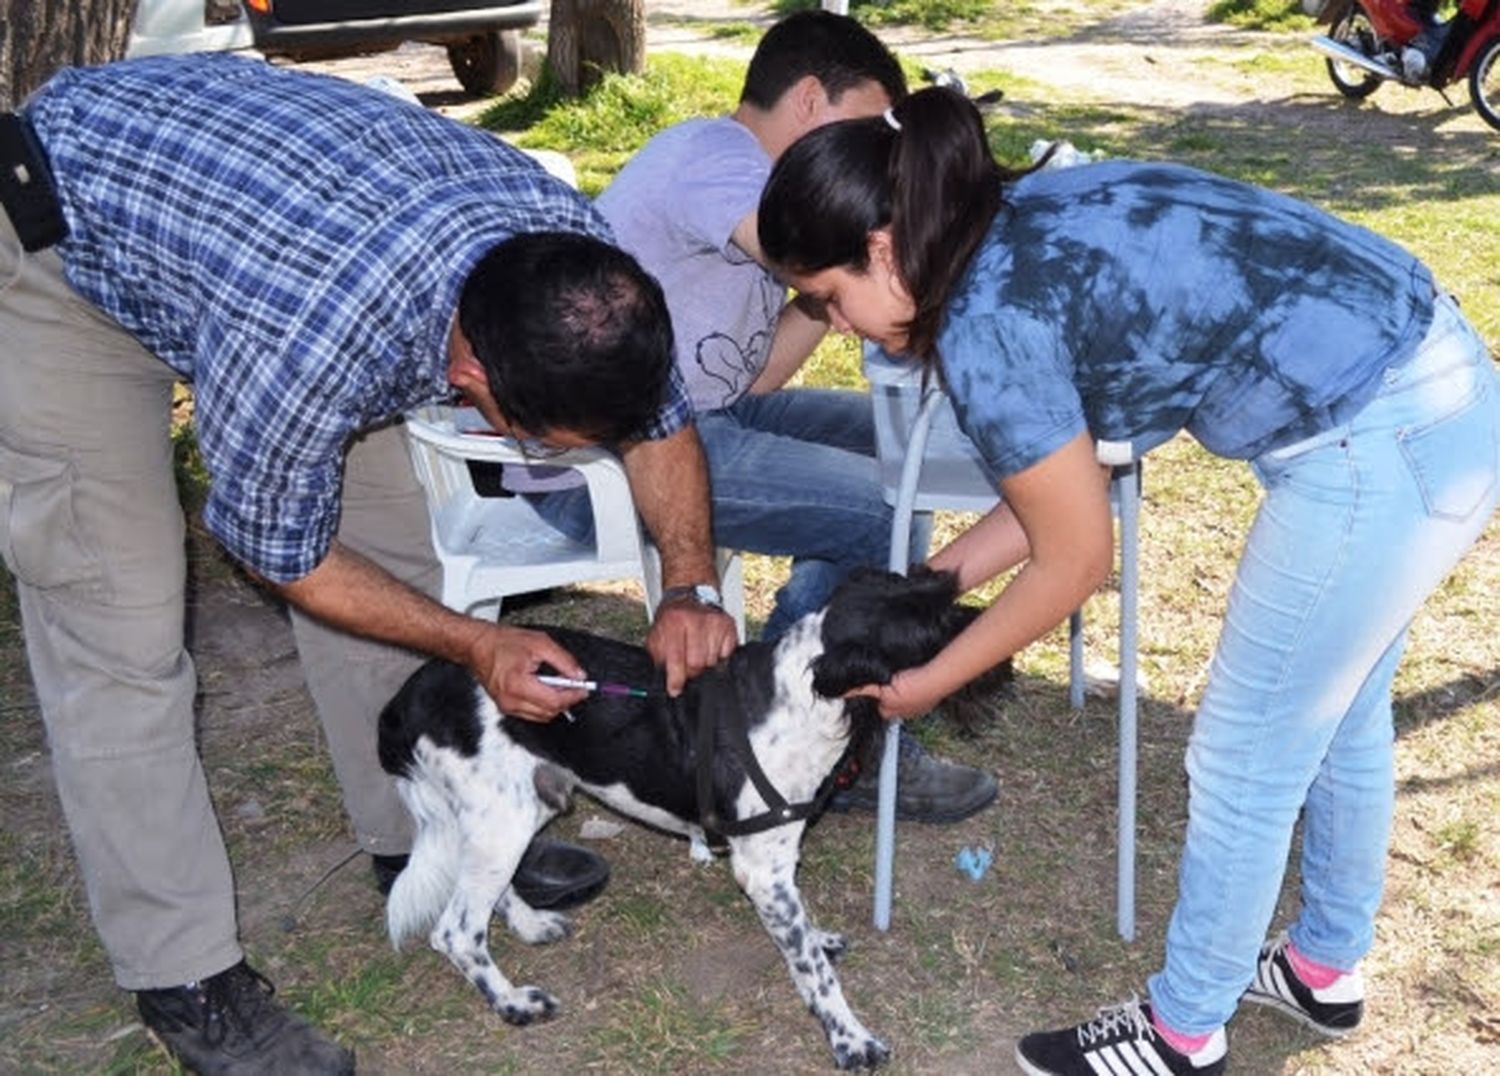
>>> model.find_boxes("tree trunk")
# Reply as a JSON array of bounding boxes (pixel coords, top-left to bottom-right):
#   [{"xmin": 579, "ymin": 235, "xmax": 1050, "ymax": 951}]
[
  {"xmin": 545, "ymin": 0, "xmax": 645, "ymax": 98},
  {"xmin": 0, "ymin": 0, "xmax": 137, "ymax": 110}
]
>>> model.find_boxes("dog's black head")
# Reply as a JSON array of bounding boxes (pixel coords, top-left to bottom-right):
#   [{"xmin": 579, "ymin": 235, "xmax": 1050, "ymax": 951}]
[{"xmin": 809, "ymin": 566, "xmax": 974, "ymax": 698}]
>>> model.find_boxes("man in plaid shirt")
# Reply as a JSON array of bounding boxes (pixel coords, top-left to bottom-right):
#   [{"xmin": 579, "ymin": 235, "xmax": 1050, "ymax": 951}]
[{"xmin": 0, "ymin": 53, "xmax": 736, "ymax": 1072}]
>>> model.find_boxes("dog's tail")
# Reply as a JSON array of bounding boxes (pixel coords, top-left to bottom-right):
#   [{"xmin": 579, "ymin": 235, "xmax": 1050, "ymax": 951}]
[{"xmin": 386, "ymin": 770, "xmax": 462, "ymax": 949}]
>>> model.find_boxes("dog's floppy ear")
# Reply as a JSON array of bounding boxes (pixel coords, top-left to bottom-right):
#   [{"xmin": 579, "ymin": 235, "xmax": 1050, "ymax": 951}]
[{"xmin": 810, "ymin": 567, "xmax": 962, "ymax": 698}]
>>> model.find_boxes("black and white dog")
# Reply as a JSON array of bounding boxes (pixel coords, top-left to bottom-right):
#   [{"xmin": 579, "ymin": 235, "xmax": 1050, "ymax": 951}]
[{"xmin": 377, "ymin": 567, "xmax": 982, "ymax": 1070}]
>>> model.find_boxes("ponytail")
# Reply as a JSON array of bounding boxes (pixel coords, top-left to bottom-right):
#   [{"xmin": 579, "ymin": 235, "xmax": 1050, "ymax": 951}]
[
  {"xmin": 887, "ymin": 89, "xmax": 1007, "ymax": 360},
  {"xmin": 760, "ymin": 86, "xmax": 1028, "ymax": 363}
]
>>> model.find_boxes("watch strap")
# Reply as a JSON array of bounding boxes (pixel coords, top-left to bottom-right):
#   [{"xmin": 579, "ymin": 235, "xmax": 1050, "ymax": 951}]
[{"xmin": 659, "ymin": 583, "xmax": 723, "ymax": 610}]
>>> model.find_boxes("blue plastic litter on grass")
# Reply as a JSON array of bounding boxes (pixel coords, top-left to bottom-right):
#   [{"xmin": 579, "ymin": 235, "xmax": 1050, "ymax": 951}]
[{"xmin": 953, "ymin": 845, "xmax": 994, "ymax": 882}]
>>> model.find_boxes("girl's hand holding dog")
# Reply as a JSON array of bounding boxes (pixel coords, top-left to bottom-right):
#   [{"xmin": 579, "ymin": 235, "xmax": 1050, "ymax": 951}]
[
  {"xmin": 845, "ymin": 665, "xmax": 950, "ymax": 721},
  {"xmin": 470, "ymin": 624, "xmax": 589, "ymax": 721}
]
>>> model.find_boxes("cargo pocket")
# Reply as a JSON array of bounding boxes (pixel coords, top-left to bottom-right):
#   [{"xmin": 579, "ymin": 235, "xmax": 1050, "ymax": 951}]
[
  {"xmin": 1398, "ymin": 384, "xmax": 1498, "ymax": 523},
  {"xmin": 0, "ymin": 441, "xmax": 103, "ymax": 592}
]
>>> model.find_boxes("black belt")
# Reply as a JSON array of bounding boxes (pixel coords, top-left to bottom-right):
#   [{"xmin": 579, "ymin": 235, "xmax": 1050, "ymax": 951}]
[{"xmin": 0, "ymin": 112, "xmax": 67, "ymax": 252}]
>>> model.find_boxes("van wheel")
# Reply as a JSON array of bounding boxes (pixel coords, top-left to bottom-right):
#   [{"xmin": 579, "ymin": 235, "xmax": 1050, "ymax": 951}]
[{"xmin": 448, "ymin": 30, "xmax": 522, "ymax": 96}]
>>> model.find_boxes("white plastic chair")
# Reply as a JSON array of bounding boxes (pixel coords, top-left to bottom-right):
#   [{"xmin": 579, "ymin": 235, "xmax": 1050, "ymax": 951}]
[
  {"xmin": 863, "ymin": 346, "xmax": 1141, "ymax": 941},
  {"xmin": 403, "ymin": 404, "xmax": 745, "ymax": 638}
]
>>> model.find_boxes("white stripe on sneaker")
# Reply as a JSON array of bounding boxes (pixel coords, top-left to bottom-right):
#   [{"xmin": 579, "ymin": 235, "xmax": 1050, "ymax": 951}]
[
  {"xmin": 1084, "ymin": 1041, "xmax": 1175, "ymax": 1076},
  {"xmin": 1269, "ymin": 961, "xmax": 1297, "ymax": 1004}
]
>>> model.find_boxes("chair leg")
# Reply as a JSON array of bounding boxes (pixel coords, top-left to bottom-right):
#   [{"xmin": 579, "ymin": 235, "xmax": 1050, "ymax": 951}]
[
  {"xmin": 873, "ymin": 388, "xmax": 944, "ymax": 932},
  {"xmin": 1068, "ymin": 609, "xmax": 1085, "ymax": 710},
  {"xmin": 871, "ymin": 722, "xmax": 902, "ymax": 932},
  {"xmin": 1115, "ymin": 463, "xmax": 1141, "ymax": 943}
]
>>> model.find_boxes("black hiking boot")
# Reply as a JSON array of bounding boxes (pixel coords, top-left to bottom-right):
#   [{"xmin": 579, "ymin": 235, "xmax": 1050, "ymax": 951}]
[
  {"xmin": 826, "ymin": 727, "xmax": 997, "ymax": 823},
  {"xmin": 136, "ymin": 960, "xmax": 354, "ymax": 1075}
]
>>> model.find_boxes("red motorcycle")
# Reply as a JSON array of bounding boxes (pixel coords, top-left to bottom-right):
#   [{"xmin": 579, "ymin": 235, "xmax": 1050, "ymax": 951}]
[{"xmin": 1308, "ymin": 0, "xmax": 1500, "ymax": 131}]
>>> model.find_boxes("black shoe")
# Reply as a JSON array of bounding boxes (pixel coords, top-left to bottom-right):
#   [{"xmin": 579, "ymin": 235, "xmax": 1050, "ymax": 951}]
[
  {"xmin": 373, "ymin": 836, "xmax": 610, "ymax": 909},
  {"xmin": 826, "ymin": 728, "xmax": 997, "ymax": 823},
  {"xmin": 1243, "ymin": 933, "xmax": 1364, "ymax": 1037},
  {"xmin": 136, "ymin": 960, "xmax": 354, "ymax": 1075},
  {"xmin": 1016, "ymin": 999, "xmax": 1226, "ymax": 1075}
]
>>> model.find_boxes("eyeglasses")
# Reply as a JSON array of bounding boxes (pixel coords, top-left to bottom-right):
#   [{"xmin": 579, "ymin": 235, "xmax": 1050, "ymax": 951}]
[
  {"xmin": 514, "ymin": 437, "xmax": 574, "ymax": 462},
  {"xmin": 445, "ymin": 396, "xmax": 578, "ymax": 460},
  {"xmin": 459, "ymin": 427, "xmax": 575, "ymax": 461}
]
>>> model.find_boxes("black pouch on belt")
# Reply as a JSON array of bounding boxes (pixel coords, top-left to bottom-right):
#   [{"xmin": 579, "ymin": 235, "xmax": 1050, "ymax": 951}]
[{"xmin": 0, "ymin": 112, "xmax": 68, "ymax": 252}]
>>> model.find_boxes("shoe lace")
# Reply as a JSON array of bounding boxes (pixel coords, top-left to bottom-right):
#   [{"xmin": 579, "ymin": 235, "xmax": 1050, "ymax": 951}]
[
  {"xmin": 1076, "ymin": 997, "xmax": 1154, "ymax": 1048},
  {"xmin": 197, "ymin": 963, "xmax": 278, "ymax": 1047}
]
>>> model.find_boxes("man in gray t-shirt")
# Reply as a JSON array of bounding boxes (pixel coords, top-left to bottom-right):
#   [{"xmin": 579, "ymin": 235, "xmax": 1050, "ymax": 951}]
[{"xmin": 533, "ymin": 11, "xmax": 998, "ymax": 824}]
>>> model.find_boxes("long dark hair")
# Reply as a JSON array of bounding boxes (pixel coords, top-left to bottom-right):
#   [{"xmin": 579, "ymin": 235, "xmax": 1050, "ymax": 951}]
[{"xmin": 759, "ymin": 87, "xmax": 1029, "ymax": 362}]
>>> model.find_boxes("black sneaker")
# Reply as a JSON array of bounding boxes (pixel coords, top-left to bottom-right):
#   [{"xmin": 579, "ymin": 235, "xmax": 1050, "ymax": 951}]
[
  {"xmin": 1243, "ymin": 933, "xmax": 1364, "ymax": 1037},
  {"xmin": 373, "ymin": 836, "xmax": 609, "ymax": 909},
  {"xmin": 136, "ymin": 961, "xmax": 354, "ymax": 1075},
  {"xmin": 1016, "ymin": 999, "xmax": 1226, "ymax": 1076},
  {"xmin": 826, "ymin": 727, "xmax": 997, "ymax": 823}
]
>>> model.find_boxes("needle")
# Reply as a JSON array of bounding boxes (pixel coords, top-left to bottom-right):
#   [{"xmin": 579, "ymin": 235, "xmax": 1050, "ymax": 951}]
[{"xmin": 536, "ymin": 674, "xmax": 650, "ymax": 699}]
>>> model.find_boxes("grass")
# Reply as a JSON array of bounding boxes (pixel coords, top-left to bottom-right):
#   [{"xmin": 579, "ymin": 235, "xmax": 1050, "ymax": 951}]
[
  {"xmin": 1206, "ymin": 0, "xmax": 1314, "ymax": 31},
  {"xmin": 478, "ymin": 53, "xmax": 744, "ymax": 195},
  {"xmin": 2, "ymin": 3, "xmax": 1498, "ymax": 1073}
]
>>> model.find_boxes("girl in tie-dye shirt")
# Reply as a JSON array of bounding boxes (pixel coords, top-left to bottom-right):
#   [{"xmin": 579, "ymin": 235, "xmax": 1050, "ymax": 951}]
[{"xmin": 759, "ymin": 87, "xmax": 1498, "ymax": 1076}]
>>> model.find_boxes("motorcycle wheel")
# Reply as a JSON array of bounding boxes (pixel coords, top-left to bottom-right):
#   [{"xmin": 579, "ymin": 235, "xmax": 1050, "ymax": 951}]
[
  {"xmin": 1470, "ymin": 35, "xmax": 1500, "ymax": 132},
  {"xmin": 1326, "ymin": 3, "xmax": 1384, "ymax": 99}
]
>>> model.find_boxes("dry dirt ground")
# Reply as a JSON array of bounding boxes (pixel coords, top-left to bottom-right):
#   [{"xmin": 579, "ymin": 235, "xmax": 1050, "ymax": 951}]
[{"xmin": 2, "ymin": 3, "xmax": 1495, "ymax": 1075}]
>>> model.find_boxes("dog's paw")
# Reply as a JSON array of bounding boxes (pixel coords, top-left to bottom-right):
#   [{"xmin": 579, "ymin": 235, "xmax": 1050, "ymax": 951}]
[
  {"xmin": 497, "ymin": 985, "xmax": 560, "ymax": 1027},
  {"xmin": 506, "ymin": 904, "xmax": 571, "ymax": 946},
  {"xmin": 812, "ymin": 929, "xmax": 848, "ymax": 963},
  {"xmin": 831, "ymin": 1033, "xmax": 890, "ymax": 1070},
  {"xmin": 688, "ymin": 829, "xmax": 716, "ymax": 865}
]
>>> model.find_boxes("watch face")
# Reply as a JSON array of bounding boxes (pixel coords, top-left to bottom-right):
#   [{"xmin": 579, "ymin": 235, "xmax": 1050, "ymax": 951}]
[{"xmin": 694, "ymin": 585, "xmax": 723, "ymax": 608}]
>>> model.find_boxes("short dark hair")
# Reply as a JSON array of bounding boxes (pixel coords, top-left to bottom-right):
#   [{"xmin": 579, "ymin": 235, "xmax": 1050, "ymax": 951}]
[
  {"xmin": 740, "ymin": 10, "xmax": 907, "ymax": 111},
  {"xmin": 457, "ymin": 232, "xmax": 674, "ymax": 443},
  {"xmin": 759, "ymin": 88, "xmax": 1023, "ymax": 362}
]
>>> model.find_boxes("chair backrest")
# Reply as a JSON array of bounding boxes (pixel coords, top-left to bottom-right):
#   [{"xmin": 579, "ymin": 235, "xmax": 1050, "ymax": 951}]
[
  {"xmin": 402, "ymin": 405, "xmax": 654, "ymax": 620},
  {"xmin": 404, "ymin": 405, "xmax": 748, "ymax": 640},
  {"xmin": 864, "ymin": 345, "xmax": 1002, "ymax": 513}
]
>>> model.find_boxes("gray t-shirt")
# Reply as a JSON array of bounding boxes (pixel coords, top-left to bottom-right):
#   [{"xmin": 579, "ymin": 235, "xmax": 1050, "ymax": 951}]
[
  {"xmin": 596, "ymin": 116, "xmax": 786, "ymax": 413},
  {"xmin": 939, "ymin": 161, "xmax": 1436, "ymax": 476}
]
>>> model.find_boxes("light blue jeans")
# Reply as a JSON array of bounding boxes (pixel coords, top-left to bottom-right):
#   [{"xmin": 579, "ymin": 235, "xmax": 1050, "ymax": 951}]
[
  {"xmin": 534, "ymin": 388, "xmax": 917, "ymax": 640},
  {"xmin": 1149, "ymin": 295, "xmax": 1500, "ymax": 1033}
]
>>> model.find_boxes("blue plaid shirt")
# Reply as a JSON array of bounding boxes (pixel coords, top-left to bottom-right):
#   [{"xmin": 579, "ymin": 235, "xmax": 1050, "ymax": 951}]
[{"xmin": 24, "ymin": 54, "xmax": 690, "ymax": 582}]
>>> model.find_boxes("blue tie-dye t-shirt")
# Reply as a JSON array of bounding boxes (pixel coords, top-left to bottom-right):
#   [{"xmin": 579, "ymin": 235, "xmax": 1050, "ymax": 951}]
[{"xmin": 937, "ymin": 161, "xmax": 1435, "ymax": 477}]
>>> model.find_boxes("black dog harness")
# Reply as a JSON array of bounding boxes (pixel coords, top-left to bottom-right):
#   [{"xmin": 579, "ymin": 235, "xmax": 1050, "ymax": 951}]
[{"xmin": 693, "ymin": 692, "xmax": 861, "ymax": 839}]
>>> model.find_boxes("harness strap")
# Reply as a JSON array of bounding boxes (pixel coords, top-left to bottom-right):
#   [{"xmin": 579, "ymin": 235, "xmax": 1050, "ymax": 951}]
[{"xmin": 694, "ymin": 680, "xmax": 856, "ymax": 839}]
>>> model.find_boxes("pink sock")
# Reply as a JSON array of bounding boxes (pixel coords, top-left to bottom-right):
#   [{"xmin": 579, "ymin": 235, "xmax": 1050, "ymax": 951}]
[
  {"xmin": 1151, "ymin": 1011, "xmax": 1213, "ymax": 1056},
  {"xmin": 1287, "ymin": 940, "xmax": 1348, "ymax": 990}
]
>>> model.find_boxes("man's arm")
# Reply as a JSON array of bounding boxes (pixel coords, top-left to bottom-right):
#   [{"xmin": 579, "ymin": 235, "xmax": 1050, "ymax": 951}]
[
  {"xmin": 621, "ymin": 425, "xmax": 738, "ymax": 692},
  {"xmin": 749, "ymin": 295, "xmax": 829, "ymax": 395},
  {"xmin": 273, "ymin": 541, "xmax": 590, "ymax": 721}
]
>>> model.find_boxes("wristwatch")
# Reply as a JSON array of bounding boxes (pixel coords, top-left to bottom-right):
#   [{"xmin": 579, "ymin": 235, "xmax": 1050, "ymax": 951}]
[{"xmin": 659, "ymin": 583, "xmax": 724, "ymax": 610}]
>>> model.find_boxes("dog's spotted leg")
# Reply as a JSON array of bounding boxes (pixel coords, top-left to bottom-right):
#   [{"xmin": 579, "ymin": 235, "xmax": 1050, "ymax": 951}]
[
  {"xmin": 730, "ymin": 828, "xmax": 889, "ymax": 1070},
  {"xmin": 430, "ymin": 844, "xmax": 558, "ymax": 1024},
  {"xmin": 429, "ymin": 771, "xmax": 559, "ymax": 1026}
]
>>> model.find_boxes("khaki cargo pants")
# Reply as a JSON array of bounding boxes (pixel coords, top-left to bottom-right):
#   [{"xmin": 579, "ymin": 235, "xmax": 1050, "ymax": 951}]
[{"xmin": 0, "ymin": 211, "xmax": 439, "ymax": 989}]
